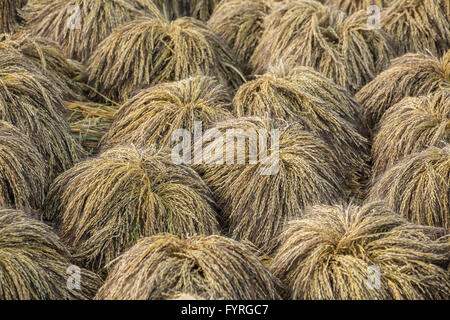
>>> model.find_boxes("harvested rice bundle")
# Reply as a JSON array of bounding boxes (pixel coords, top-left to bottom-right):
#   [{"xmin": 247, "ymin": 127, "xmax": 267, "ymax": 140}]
[
  {"xmin": 0, "ymin": 121, "xmax": 47, "ymax": 210},
  {"xmin": 0, "ymin": 53, "xmax": 64, "ymax": 115},
  {"xmin": 88, "ymin": 16, "xmax": 244, "ymax": 102},
  {"xmin": 0, "ymin": 0, "xmax": 22, "ymax": 33},
  {"xmin": 22, "ymin": 0, "xmax": 162, "ymax": 63},
  {"xmin": 196, "ymin": 117, "xmax": 346, "ymax": 253},
  {"xmin": 371, "ymin": 91, "xmax": 450, "ymax": 178},
  {"xmin": 251, "ymin": 0, "xmax": 393, "ymax": 93},
  {"xmin": 95, "ymin": 234, "xmax": 283, "ymax": 299},
  {"xmin": 356, "ymin": 51, "xmax": 450, "ymax": 131},
  {"xmin": 0, "ymin": 53, "xmax": 85, "ymax": 178},
  {"xmin": 0, "ymin": 33, "xmax": 83, "ymax": 100},
  {"xmin": 321, "ymin": 0, "xmax": 392, "ymax": 14},
  {"xmin": 382, "ymin": 0, "xmax": 450, "ymax": 56},
  {"xmin": 368, "ymin": 145, "xmax": 450, "ymax": 229},
  {"xmin": 67, "ymin": 101, "xmax": 119, "ymax": 153},
  {"xmin": 45, "ymin": 145, "xmax": 220, "ymax": 272},
  {"xmin": 208, "ymin": 0, "xmax": 273, "ymax": 74},
  {"xmin": 271, "ymin": 202, "xmax": 450, "ymax": 300},
  {"xmin": 155, "ymin": 0, "xmax": 219, "ymax": 21},
  {"xmin": 100, "ymin": 76, "xmax": 233, "ymax": 151},
  {"xmin": 233, "ymin": 64, "xmax": 369, "ymax": 195},
  {"xmin": 0, "ymin": 208, "xmax": 102, "ymax": 300}
]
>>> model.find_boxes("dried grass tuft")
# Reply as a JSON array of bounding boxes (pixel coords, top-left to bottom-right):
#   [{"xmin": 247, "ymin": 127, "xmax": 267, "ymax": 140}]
[
  {"xmin": 368, "ymin": 145, "xmax": 450, "ymax": 229},
  {"xmin": 22, "ymin": 0, "xmax": 162, "ymax": 63},
  {"xmin": 233, "ymin": 64, "xmax": 369, "ymax": 195},
  {"xmin": 250, "ymin": 0, "xmax": 394, "ymax": 93},
  {"xmin": 45, "ymin": 145, "xmax": 220, "ymax": 272},
  {"xmin": 95, "ymin": 234, "xmax": 283, "ymax": 299},
  {"xmin": 0, "ymin": 52, "xmax": 85, "ymax": 178},
  {"xmin": 271, "ymin": 202, "xmax": 450, "ymax": 299},
  {"xmin": 196, "ymin": 117, "xmax": 346, "ymax": 253},
  {"xmin": 100, "ymin": 76, "xmax": 233, "ymax": 151},
  {"xmin": 0, "ymin": 32, "xmax": 83, "ymax": 100},
  {"xmin": 0, "ymin": 121, "xmax": 47, "ymax": 210},
  {"xmin": 0, "ymin": 208, "xmax": 102, "ymax": 300},
  {"xmin": 356, "ymin": 51, "xmax": 450, "ymax": 132},
  {"xmin": 88, "ymin": 16, "xmax": 244, "ymax": 102},
  {"xmin": 371, "ymin": 90, "xmax": 450, "ymax": 178},
  {"xmin": 381, "ymin": 0, "xmax": 450, "ymax": 56},
  {"xmin": 208, "ymin": 0, "xmax": 273, "ymax": 74}
]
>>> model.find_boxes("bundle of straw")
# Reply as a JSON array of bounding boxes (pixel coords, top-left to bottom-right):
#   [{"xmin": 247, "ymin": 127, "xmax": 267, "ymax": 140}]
[
  {"xmin": 95, "ymin": 234, "xmax": 284, "ymax": 299},
  {"xmin": 0, "ymin": 52, "xmax": 85, "ymax": 178},
  {"xmin": 99, "ymin": 76, "xmax": 233, "ymax": 151},
  {"xmin": 23, "ymin": 0, "xmax": 162, "ymax": 63},
  {"xmin": 45, "ymin": 145, "xmax": 220, "ymax": 272},
  {"xmin": 88, "ymin": 16, "xmax": 244, "ymax": 102},
  {"xmin": 271, "ymin": 202, "xmax": 450, "ymax": 299},
  {"xmin": 357, "ymin": 50, "xmax": 450, "ymax": 131},
  {"xmin": 381, "ymin": 0, "xmax": 450, "ymax": 56},
  {"xmin": 0, "ymin": 33, "xmax": 83, "ymax": 100},
  {"xmin": 368, "ymin": 145, "xmax": 450, "ymax": 229},
  {"xmin": 208, "ymin": 0, "xmax": 273, "ymax": 74},
  {"xmin": 233, "ymin": 64, "xmax": 369, "ymax": 196},
  {"xmin": 196, "ymin": 117, "xmax": 346, "ymax": 253},
  {"xmin": 251, "ymin": 0, "xmax": 393, "ymax": 93},
  {"xmin": 0, "ymin": 121, "xmax": 48, "ymax": 210},
  {"xmin": 0, "ymin": 208, "xmax": 102, "ymax": 300},
  {"xmin": 371, "ymin": 90, "xmax": 450, "ymax": 178}
]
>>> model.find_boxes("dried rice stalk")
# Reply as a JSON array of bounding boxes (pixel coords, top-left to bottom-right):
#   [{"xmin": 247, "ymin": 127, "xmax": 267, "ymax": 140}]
[
  {"xmin": 88, "ymin": 16, "xmax": 244, "ymax": 102},
  {"xmin": 371, "ymin": 90, "xmax": 450, "ymax": 178},
  {"xmin": 356, "ymin": 50, "xmax": 450, "ymax": 131},
  {"xmin": 0, "ymin": 121, "xmax": 47, "ymax": 210},
  {"xmin": 0, "ymin": 208, "xmax": 102, "ymax": 300},
  {"xmin": 196, "ymin": 117, "xmax": 346, "ymax": 253},
  {"xmin": 381, "ymin": 0, "xmax": 450, "ymax": 56},
  {"xmin": 95, "ymin": 234, "xmax": 284, "ymax": 299},
  {"xmin": 22, "ymin": 0, "xmax": 162, "ymax": 63},
  {"xmin": 0, "ymin": 52, "xmax": 85, "ymax": 178},
  {"xmin": 67, "ymin": 101, "xmax": 119, "ymax": 153},
  {"xmin": 368, "ymin": 145, "xmax": 450, "ymax": 229},
  {"xmin": 100, "ymin": 76, "xmax": 233, "ymax": 151},
  {"xmin": 0, "ymin": 0, "xmax": 23, "ymax": 33},
  {"xmin": 251, "ymin": 0, "xmax": 394, "ymax": 93},
  {"xmin": 45, "ymin": 145, "xmax": 220, "ymax": 272},
  {"xmin": 271, "ymin": 202, "xmax": 450, "ymax": 299},
  {"xmin": 233, "ymin": 64, "xmax": 369, "ymax": 196},
  {"xmin": 208, "ymin": 0, "xmax": 273, "ymax": 74}
]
